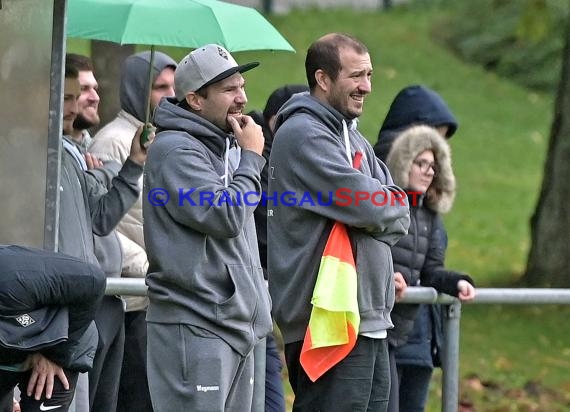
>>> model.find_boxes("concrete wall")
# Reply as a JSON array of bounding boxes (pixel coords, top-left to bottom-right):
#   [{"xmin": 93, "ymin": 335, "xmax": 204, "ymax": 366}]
[{"xmin": 0, "ymin": 0, "xmax": 54, "ymax": 247}]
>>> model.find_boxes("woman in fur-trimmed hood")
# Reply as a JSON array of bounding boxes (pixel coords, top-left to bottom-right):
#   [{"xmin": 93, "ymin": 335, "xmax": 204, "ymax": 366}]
[
  {"xmin": 386, "ymin": 124, "xmax": 456, "ymax": 214},
  {"xmin": 383, "ymin": 125, "xmax": 476, "ymax": 412}
]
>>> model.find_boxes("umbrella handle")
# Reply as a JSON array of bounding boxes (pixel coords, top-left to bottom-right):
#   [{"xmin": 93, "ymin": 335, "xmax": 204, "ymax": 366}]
[
  {"xmin": 140, "ymin": 124, "xmax": 154, "ymax": 148},
  {"xmin": 144, "ymin": 45, "xmax": 155, "ymax": 126}
]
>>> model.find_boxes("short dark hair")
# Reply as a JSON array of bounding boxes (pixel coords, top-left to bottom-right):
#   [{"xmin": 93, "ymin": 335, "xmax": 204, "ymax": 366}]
[
  {"xmin": 305, "ymin": 33, "xmax": 368, "ymax": 91},
  {"xmin": 263, "ymin": 84, "xmax": 309, "ymax": 121},
  {"xmin": 66, "ymin": 53, "xmax": 94, "ymax": 72},
  {"xmin": 65, "ymin": 64, "xmax": 79, "ymax": 79}
]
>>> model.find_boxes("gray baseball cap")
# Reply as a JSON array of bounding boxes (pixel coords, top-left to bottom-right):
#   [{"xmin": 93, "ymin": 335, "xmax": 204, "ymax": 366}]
[{"xmin": 174, "ymin": 44, "xmax": 259, "ymax": 101}]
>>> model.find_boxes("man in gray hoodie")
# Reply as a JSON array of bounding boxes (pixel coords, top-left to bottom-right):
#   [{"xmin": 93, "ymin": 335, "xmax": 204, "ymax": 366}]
[
  {"xmin": 143, "ymin": 44, "xmax": 272, "ymax": 411},
  {"xmin": 89, "ymin": 50, "xmax": 176, "ymax": 412},
  {"xmin": 267, "ymin": 33, "xmax": 410, "ymax": 411},
  {"xmin": 60, "ymin": 64, "xmax": 147, "ymax": 412}
]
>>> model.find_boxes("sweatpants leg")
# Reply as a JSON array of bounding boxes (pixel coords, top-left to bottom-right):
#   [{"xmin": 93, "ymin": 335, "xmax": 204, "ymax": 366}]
[
  {"xmin": 398, "ymin": 365, "xmax": 433, "ymax": 412},
  {"xmin": 89, "ymin": 296, "xmax": 125, "ymax": 412},
  {"xmin": 252, "ymin": 338, "xmax": 266, "ymax": 412},
  {"xmin": 0, "ymin": 372, "xmax": 18, "ymax": 412},
  {"xmin": 69, "ymin": 372, "xmax": 89, "ymax": 412},
  {"xmin": 0, "ymin": 391, "xmax": 12, "ymax": 412},
  {"xmin": 116, "ymin": 310, "xmax": 153, "ymax": 412},
  {"xmin": 387, "ymin": 345, "xmax": 399, "ymax": 412},
  {"xmin": 285, "ymin": 336, "xmax": 390, "ymax": 412},
  {"xmin": 265, "ymin": 332, "xmax": 286, "ymax": 412},
  {"xmin": 9, "ymin": 368, "xmax": 79, "ymax": 412},
  {"xmin": 147, "ymin": 322, "xmax": 254, "ymax": 412}
]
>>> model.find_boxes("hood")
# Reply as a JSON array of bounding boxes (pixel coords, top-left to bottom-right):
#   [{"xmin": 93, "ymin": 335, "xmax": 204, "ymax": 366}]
[
  {"xmin": 153, "ymin": 97, "xmax": 233, "ymax": 158},
  {"xmin": 120, "ymin": 51, "xmax": 177, "ymax": 122},
  {"xmin": 386, "ymin": 125, "xmax": 456, "ymax": 214},
  {"xmin": 274, "ymin": 92, "xmax": 349, "ymax": 135},
  {"xmin": 374, "ymin": 85, "xmax": 458, "ymax": 161}
]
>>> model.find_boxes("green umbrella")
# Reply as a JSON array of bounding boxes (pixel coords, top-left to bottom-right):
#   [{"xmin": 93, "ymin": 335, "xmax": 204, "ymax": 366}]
[
  {"xmin": 66, "ymin": 0, "xmax": 295, "ymax": 52},
  {"xmin": 67, "ymin": 0, "xmax": 295, "ymax": 129}
]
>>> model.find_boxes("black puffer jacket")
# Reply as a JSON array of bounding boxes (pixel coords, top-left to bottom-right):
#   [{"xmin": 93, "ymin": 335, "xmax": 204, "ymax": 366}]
[
  {"xmin": 0, "ymin": 245, "xmax": 106, "ymax": 371},
  {"xmin": 387, "ymin": 195, "xmax": 471, "ymax": 346},
  {"xmin": 384, "ymin": 126, "xmax": 473, "ymax": 347}
]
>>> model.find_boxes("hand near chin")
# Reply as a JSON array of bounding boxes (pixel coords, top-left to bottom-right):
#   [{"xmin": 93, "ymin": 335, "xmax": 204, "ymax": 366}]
[{"xmin": 227, "ymin": 115, "xmax": 264, "ymax": 155}]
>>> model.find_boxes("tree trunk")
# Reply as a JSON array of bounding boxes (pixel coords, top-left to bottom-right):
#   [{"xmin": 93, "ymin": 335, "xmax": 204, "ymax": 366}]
[
  {"xmin": 91, "ymin": 41, "xmax": 135, "ymax": 130},
  {"xmin": 523, "ymin": 20, "xmax": 570, "ymax": 287}
]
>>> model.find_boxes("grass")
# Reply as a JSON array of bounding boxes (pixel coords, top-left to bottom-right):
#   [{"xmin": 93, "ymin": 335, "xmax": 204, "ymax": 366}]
[
  {"xmin": 256, "ymin": 7, "xmax": 568, "ymax": 411},
  {"xmin": 68, "ymin": 5, "xmax": 569, "ymax": 411}
]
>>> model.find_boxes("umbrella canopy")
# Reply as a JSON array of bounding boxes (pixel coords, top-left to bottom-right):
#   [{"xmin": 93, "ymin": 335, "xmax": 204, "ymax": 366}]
[{"xmin": 67, "ymin": 0, "xmax": 295, "ymax": 52}]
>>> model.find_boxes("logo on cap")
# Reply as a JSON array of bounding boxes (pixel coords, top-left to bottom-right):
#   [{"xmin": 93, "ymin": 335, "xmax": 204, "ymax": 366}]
[{"xmin": 217, "ymin": 47, "xmax": 228, "ymax": 60}]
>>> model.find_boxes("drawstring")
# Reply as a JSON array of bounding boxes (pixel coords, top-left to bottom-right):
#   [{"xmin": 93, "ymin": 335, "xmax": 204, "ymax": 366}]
[
  {"xmin": 342, "ymin": 119, "xmax": 362, "ymax": 168},
  {"xmin": 223, "ymin": 137, "xmax": 230, "ymax": 187},
  {"xmin": 342, "ymin": 120, "xmax": 352, "ymax": 166},
  {"xmin": 63, "ymin": 139, "xmax": 88, "ymax": 171}
]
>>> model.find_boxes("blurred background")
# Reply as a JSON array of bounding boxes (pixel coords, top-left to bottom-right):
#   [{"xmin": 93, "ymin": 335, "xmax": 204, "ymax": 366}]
[{"xmin": 63, "ymin": 0, "xmax": 570, "ymax": 410}]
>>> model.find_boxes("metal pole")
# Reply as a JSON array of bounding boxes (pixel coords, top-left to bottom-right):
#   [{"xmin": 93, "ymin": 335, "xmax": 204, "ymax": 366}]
[
  {"xmin": 45, "ymin": 0, "xmax": 67, "ymax": 251},
  {"xmin": 441, "ymin": 300, "xmax": 461, "ymax": 412},
  {"xmin": 470, "ymin": 288, "xmax": 570, "ymax": 304}
]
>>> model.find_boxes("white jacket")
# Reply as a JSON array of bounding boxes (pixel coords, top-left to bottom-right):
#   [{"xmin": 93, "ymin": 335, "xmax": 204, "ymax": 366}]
[{"xmin": 90, "ymin": 110, "xmax": 148, "ymax": 311}]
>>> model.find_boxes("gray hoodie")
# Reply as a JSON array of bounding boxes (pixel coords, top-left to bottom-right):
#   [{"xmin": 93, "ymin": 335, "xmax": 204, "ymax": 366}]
[
  {"xmin": 59, "ymin": 136, "xmax": 142, "ymax": 266},
  {"xmin": 267, "ymin": 93, "xmax": 411, "ymax": 344},
  {"xmin": 120, "ymin": 51, "xmax": 177, "ymax": 122},
  {"xmin": 143, "ymin": 98, "xmax": 272, "ymax": 356}
]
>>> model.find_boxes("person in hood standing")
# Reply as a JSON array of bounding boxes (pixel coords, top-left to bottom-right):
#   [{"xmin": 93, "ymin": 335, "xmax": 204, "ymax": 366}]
[
  {"xmin": 143, "ymin": 44, "xmax": 272, "ymax": 411},
  {"xmin": 267, "ymin": 33, "xmax": 410, "ymax": 412},
  {"xmin": 373, "ymin": 85, "xmax": 458, "ymax": 162},
  {"xmin": 89, "ymin": 50, "xmax": 177, "ymax": 412},
  {"xmin": 374, "ymin": 85, "xmax": 473, "ymax": 411},
  {"xmin": 382, "ymin": 125, "xmax": 475, "ymax": 412}
]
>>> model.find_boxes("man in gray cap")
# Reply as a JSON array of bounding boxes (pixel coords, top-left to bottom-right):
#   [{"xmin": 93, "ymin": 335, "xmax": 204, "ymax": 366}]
[
  {"xmin": 89, "ymin": 50, "xmax": 177, "ymax": 412},
  {"xmin": 143, "ymin": 44, "xmax": 272, "ymax": 411}
]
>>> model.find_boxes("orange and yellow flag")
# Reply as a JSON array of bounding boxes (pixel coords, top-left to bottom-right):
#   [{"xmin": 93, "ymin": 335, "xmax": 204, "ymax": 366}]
[{"xmin": 300, "ymin": 221, "xmax": 360, "ymax": 382}]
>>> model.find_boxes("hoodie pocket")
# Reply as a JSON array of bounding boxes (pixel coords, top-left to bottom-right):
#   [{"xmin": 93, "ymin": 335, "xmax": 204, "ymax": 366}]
[{"xmin": 216, "ymin": 264, "xmax": 257, "ymax": 324}]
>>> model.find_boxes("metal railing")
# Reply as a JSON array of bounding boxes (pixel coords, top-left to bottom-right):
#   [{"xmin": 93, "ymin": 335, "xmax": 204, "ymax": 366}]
[{"xmin": 106, "ymin": 279, "xmax": 570, "ymax": 412}]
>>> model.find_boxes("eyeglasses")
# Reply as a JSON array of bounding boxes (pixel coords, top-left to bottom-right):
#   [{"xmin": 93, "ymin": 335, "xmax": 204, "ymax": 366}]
[{"xmin": 413, "ymin": 159, "xmax": 438, "ymax": 176}]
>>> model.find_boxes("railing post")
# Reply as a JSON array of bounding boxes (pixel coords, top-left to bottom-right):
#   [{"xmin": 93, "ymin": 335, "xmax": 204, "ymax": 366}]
[
  {"xmin": 442, "ymin": 300, "xmax": 461, "ymax": 412},
  {"xmin": 252, "ymin": 338, "xmax": 266, "ymax": 411}
]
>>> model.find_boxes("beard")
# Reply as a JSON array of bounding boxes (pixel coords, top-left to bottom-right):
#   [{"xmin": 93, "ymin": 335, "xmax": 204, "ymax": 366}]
[{"xmin": 73, "ymin": 113, "xmax": 99, "ymax": 131}]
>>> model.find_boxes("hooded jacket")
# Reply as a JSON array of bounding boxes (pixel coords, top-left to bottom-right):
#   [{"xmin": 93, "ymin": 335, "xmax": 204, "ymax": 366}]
[
  {"xmin": 267, "ymin": 93, "xmax": 410, "ymax": 345},
  {"xmin": 143, "ymin": 97, "xmax": 272, "ymax": 357},
  {"xmin": 90, "ymin": 51, "xmax": 177, "ymax": 311},
  {"xmin": 384, "ymin": 126, "xmax": 473, "ymax": 348},
  {"xmin": 0, "ymin": 245, "xmax": 106, "ymax": 372},
  {"xmin": 59, "ymin": 136, "xmax": 142, "ymax": 267},
  {"xmin": 374, "ymin": 85, "xmax": 458, "ymax": 162}
]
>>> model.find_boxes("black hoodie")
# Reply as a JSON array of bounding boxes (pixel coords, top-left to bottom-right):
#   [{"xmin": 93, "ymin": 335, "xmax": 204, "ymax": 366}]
[{"xmin": 373, "ymin": 85, "xmax": 458, "ymax": 161}]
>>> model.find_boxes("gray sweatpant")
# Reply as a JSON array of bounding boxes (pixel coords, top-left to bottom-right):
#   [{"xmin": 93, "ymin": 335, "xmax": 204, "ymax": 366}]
[{"xmin": 147, "ymin": 322, "xmax": 254, "ymax": 412}]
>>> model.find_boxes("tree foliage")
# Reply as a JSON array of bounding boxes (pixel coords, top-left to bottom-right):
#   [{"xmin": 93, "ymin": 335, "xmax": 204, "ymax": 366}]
[{"xmin": 435, "ymin": 0, "xmax": 568, "ymax": 92}]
